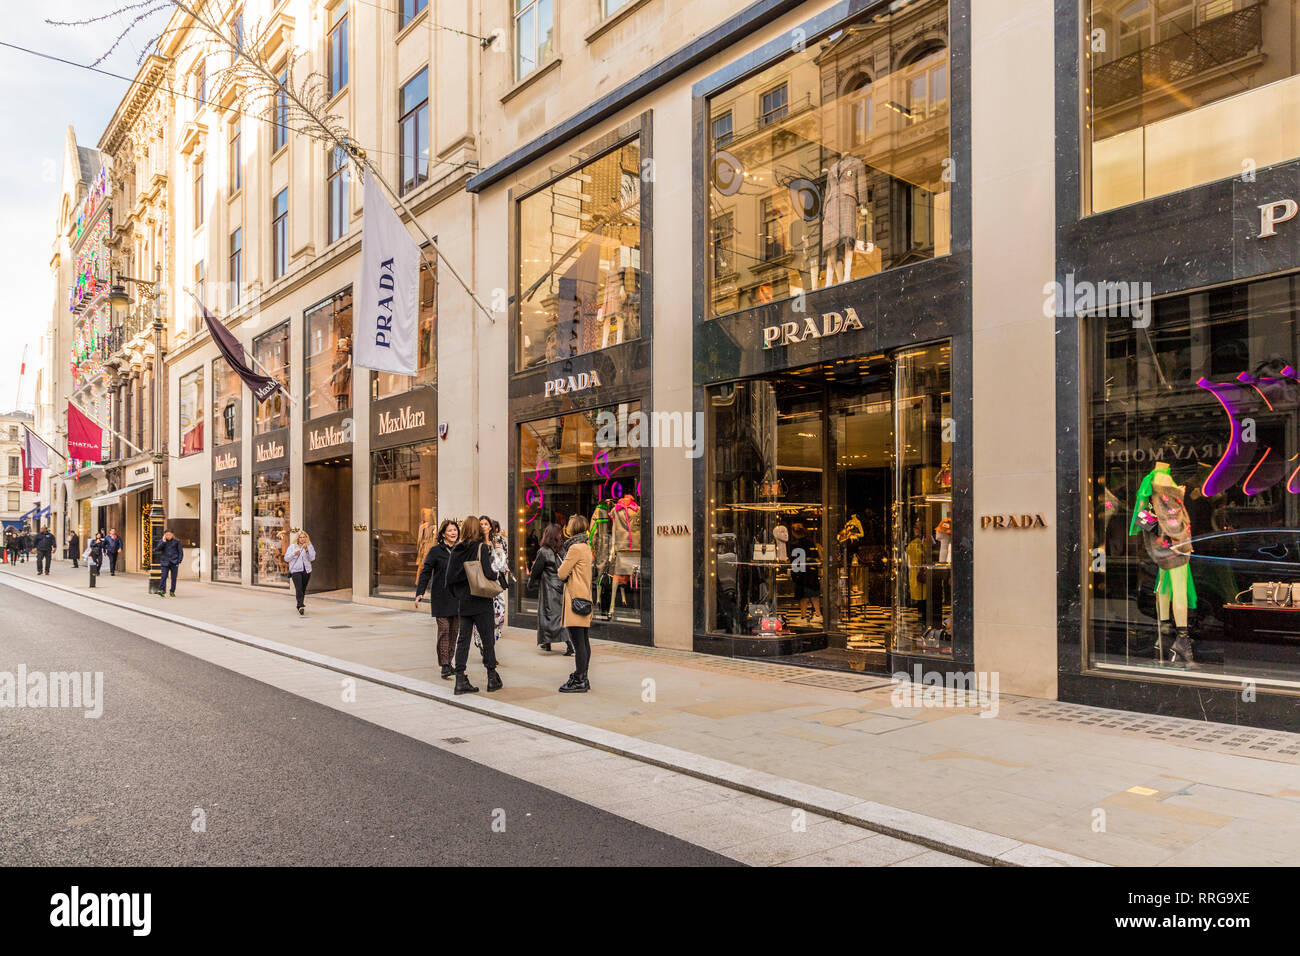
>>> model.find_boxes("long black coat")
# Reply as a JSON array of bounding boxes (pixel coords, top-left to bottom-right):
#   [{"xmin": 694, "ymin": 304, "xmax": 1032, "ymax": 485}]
[
  {"xmin": 446, "ymin": 540, "xmax": 499, "ymax": 617},
  {"xmin": 414, "ymin": 542, "xmax": 460, "ymax": 618},
  {"xmin": 527, "ymin": 546, "xmax": 567, "ymax": 645}
]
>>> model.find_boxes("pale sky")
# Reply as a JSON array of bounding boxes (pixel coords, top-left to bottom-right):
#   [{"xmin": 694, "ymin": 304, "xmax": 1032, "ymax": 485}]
[{"xmin": 0, "ymin": 2, "xmax": 171, "ymax": 415}]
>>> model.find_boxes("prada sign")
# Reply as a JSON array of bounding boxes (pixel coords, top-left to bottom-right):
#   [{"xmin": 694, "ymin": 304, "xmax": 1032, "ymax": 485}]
[
  {"xmin": 1259, "ymin": 199, "xmax": 1298, "ymax": 239},
  {"xmin": 980, "ymin": 514, "xmax": 1048, "ymax": 530},
  {"xmin": 371, "ymin": 388, "xmax": 437, "ymax": 450},
  {"xmin": 304, "ymin": 411, "xmax": 354, "ymax": 463},
  {"xmin": 212, "ymin": 444, "xmax": 241, "ymax": 478},
  {"xmin": 252, "ymin": 427, "xmax": 289, "ymax": 472},
  {"xmin": 544, "ymin": 370, "xmax": 602, "ymax": 398},
  {"xmin": 763, "ymin": 308, "xmax": 866, "ymax": 349}
]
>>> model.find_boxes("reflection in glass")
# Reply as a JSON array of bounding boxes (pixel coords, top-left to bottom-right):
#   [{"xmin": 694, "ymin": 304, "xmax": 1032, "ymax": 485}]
[
  {"xmin": 253, "ymin": 469, "xmax": 290, "ymax": 588},
  {"xmin": 213, "ymin": 358, "xmax": 240, "ymax": 447},
  {"xmin": 374, "ymin": 257, "xmax": 436, "ymax": 399},
  {"xmin": 253, "ymin": 323, "xmax": 290, "ymax": 434},
  {"xmin": 179, "ymin": 367, "xmax": 204, "ymax": 456},
  {"xmin": 213, "ymin": 476, "xmax": 241, "ymax": 583},
  {"xmin": 371, "ymin": 442, "xmax": 437, "ymax": 599},
  {"xmin": 305, "ymin": 288, "xmax": 353, "ymax": 419}
]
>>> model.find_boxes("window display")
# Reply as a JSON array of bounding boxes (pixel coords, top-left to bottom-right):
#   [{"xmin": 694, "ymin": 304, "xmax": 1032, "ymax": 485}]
[
  {"xmin": 212, "ymin": 358, "xmax": 240, "ymax": 447},
  {"xmin": 706, "ymin": 0, "xmax": 951, "ymax": 317},
  {"xmin": 1087, "ymin": 273, "xmax": 1300, "ymax": 687},
  {"xmin": 305, "ymin": 288, "xmax": 353, "ymax": 419},
  {"xmin": 213, "ymin": 476, "xmax": 241, "ymax": 583},
  {"xmin": 179, "ymin": 367, "xmax": 203, "ymax": 456},
  {"xmin": 518, "ymin": 403, "xmax": 645, "ymax": 625},
  {"xmin": 1087, "ymin": 0, "xmax": 1300, "ymax": 212},
  {"xmin": 254, "ymin": 322, "xmax": 290, "ymax": 434},
  {"xmin": 517, "ymin": 141, "xmax": 642, "ymax": 371},
  {"xmin": 370, "ymin": 441, "xmax": 436, "ymax": 598},
  {"xmin": 253, "ymin": 469, "xmax": 290, "ymax": 587}
]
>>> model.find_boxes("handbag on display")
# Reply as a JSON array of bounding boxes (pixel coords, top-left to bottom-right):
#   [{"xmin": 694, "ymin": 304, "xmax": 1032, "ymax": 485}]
[
  {"xmin": 752, "ymin": 543, "xmax": 777, "ymax": 562},
  {"xmin": 1247, "ymin": 582, "xmax": 1300, "ymax": 606},
  {"xmin": 465, "ymin": 557, "xmax": 505, "ymax": 599},
  {"xmin": 631, "ymin": 566, "xmax": 641, "ymax": 589}
]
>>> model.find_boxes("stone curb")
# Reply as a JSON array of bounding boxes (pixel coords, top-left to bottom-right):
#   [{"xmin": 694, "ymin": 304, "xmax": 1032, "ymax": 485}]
[{"xmin": 3, "ymin": 569, "xmax": 1106, "ymax": 868}]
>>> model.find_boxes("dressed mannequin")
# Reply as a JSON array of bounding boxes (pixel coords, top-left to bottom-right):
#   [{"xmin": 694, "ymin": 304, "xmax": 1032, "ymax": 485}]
[
  {"xmin": 935, "ymin": 515, "xmax": 952, "ymax": 564},
  {"xmin": 608, "ymin": 495, "xmax": 641, "ymax": 616},
  {"xmin": 414, "ymin": 507, "xmax": 435, "ymax": 581},
  {"xmin": 333, "ymin": 334, "xmax": 352, "ymax": 411},
  {"xmin": 821, "ymin": 153, "xmax": 867, "ymax": 285},
  {"xmin": 589, "ymin": 499, "xmax": 614, "ymax": 616},
  {"xmin": 1129, "ymin": 462, "xmax": 1197, "ymax": 664}
]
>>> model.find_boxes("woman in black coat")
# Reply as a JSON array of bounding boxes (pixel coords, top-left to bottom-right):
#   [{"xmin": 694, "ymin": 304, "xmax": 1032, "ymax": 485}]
[
  {"xmin": 445, "ymin": 515, "xmax": 508, "ymax": 696},
  {"xmin": 414, "ymin": 518, "xmax": 463, "ymax": 680},
  {"xmin": 527, "ymin": 522, "xmax": 572, "ymax": 655}
]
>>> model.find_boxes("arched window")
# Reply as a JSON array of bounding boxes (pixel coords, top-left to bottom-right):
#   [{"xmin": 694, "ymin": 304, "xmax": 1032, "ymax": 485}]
[
  {"xmin": 843, "ymin": 73, "xmax": 873, "ymax": 146},
  {"xmin": 899, "ymin": 40, "xmax": 948, "ymax": 124}
]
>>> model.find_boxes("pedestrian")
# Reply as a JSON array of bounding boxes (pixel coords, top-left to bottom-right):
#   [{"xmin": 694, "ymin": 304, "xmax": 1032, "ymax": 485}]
[
  {"xmin": 528, "ymin": 522, "xmax": 572, "ymax": 655},
  {"xmin": 34, "ymin": 525, "xmax": 55, "ymax": 576},
  {"xmin": 284, "ymin": 531, "xmax": 316, "ymax": 615},
  {"xmin": 556, "ymin": 515, "xmax": 595, "ymax": 693},
  {"xmin": 4, "ymin": 530, "xmax": 16, "ymax": 565},
  {"xmin": 446, "ymin": 514, "xmax": 510, "ymax": 696},
  {"xmin": 153, "ymin": 529, "xmax": 183, "ymax": 596},
  {"xmin": 414, "ymin": 518, "xmax": 462, "ymax": 680},
  {"xmin": 68, "ymin": 529, "xmax": 80, "ymax": 569},
  {"xmin": 85, "ymin": 533, "xmax": 104, "ymax": 577},
  {"xmin": 104, "ymin": 528, "xmax": 122, "ymax": 575},
  {"xmin": 20, "ymin": 529, "xmax": 31, "ymax": 563},
  {"xmin": 472, "ymin": 515, "xmax": 510, "ymax": 663}
]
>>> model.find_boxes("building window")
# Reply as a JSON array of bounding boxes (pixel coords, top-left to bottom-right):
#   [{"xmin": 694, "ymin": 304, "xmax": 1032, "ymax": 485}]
[
  {"xmin": 232, "ymin": 10, "xmax": 245, "ymax": 50},
  {"xmin": 517, "ymin": 140, "xmax": 641, "ymax": 371},
  {"xmin": 1088, "ymin": 0, "xmax": 1297, "ymax": 212},
  {"xmin": 1086, "ymin": 272, "xmax": 1300, "ymax": 688},
  {"xmin": 304, "ymin": 288, "xmax": 353, "ymax": 420},
  {"xmin": 518, "ymin": 402, "xmax": 646, "ymax": 625},
  {"xmin": 273, "ymin": 66, "xmax": 289, "ymax": 152},
  {"xmin": 7, "ymin": 455, "xmax": 18, "ymax": 476},
  {"xmin": 604, "ymin": 0, "xmax": 632, "ymax": 14},
  {"xmin": 253, "ymin": 469, "xmax": 290, "ymax": 587},
  {"xmin": 7, "ymin": 491, "xmax": 18, "ymax": 511},
  {"xmin": 328, "ymin": 1, "xmax": 348, "ymax": 98},
  {"xmin": 194, "ymin": 260, "xmax": 205, "ymax": 331},
  {"xmin": 193, "ymin": 158, "xmax": 204, "ymax": 227},
  {"xmin": 712, "ymin": 213, "xmax": 734, "ymax": 280},
  {"xmin": 514, "ymin": 0, "xmax": 555, "ymax": 81},
  {"xmin": 400, "ymin": 0, "xmax": 428, "ymax": 28},
  {"xmin": 213, "ymin": 357, "xmax": 240, "ymax": 447},
  {"xmin": 229, "ymin": 228, "xmax": 242, "ymax": 307},
  {"xmin": 195, "ymin": 60, "xmax": 206, "ymax": 107},
  {"xmin": 370, "ymin": 441, "xmax": 437, "ymax": 598},
  {"xmin": 179, "ymin": 367, "xmax": 204, "ymax": 457},
  {"xmin": 374, "ymin": 253, "xmax": 436, "ymax": 399},
  {"xmin": 213, "ymin": 476, "xmax": 241, "ymax": 583},
  {"xmin": 272, "ymin": 187, "xmax": 288, "ymax": 279},
  {"xmin": 328, "ymin": 145, "xmax": 349, "ymax": 243},
  {"xmin": 253, "ymin": 322, "xmax": 290, "ymax": 434},
  {"xmin": 706, "ymin": 0, "xmax": 951, "ymax": 317},
  {"xmin": 399, "ymin": 70, "xmax": 429, "ymax": 194},
  {"xmin": 229, "ymin": 120, "xmax": 242, "ymax": 191}
]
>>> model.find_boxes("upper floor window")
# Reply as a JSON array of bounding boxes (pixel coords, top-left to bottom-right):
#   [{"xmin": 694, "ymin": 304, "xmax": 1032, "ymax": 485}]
[
  {"xmin": 604, "ymin": 0, "xmax": 632, "ymax": 15},
  {"xmin": 232, "ymin": 11, "xmax": 245, "ymax": 50},
  {"xmin": 759, "ymin": 84, "xmax": 788, "ymax": 127},
  {"xmin": 229, "ymin": 228, "xmax": 242, "ymax": 308},
  {"xmin": 328, "ymin": 146, "xmax": 350, "ymax": 243},
  {"xmin": 273, "ymin": 66, "xmax": 289, "ymax": 152},
  {"xmin": 328, "ymin": 1, "xmax": 349, "ymax": 98},
  {"xmin": 400, "ymin": 0, "xmax": 428, "ymax": 28},
  {"xmin": 195, "ymin": 60, "xmax": 206, "ymax": 107},
  {"xmin": 514, "ymin": 0, "xmax": 555, "ymax": 81},
  {"xmin": 711, "ymin": 112, "xmax": 733, "ymax": 149},
  {"xmin": 194, "ymin": 260, "xmax": 206, "ymax": 331},
  {"xmin": 272, "ymin": 188, "xmax": 289, "ymax": 280},
  {"xmin": 400, "ymin": 70, "xmax": 429, "ymax": 194},
  {"xmin": 1087, "ymin": 0, "xmax": 1298, "ymax": 213},
  {"xmin": 193, "ymin": 159, "xmax": 204, "ymax": 227},
  {"xmin": 305, "ymin": 288, "xmax": 354, "ymax": 419},
  {"xmin": 229, "ymin": 120, "xmax": 242, "ymax": 191},
  {"xmin": 845, "ymin": 75, "xmax": 873, "ymax": 145}
]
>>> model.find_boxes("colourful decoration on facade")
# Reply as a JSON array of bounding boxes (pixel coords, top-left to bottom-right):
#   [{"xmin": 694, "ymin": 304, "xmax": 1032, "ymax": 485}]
[
  {"xmin": 69, "ymin": 214, "xmax": 112, "ymax": 314},
  {"xmin": 73, "ymin": 167, "xmax": 109, "ymax": 242}
]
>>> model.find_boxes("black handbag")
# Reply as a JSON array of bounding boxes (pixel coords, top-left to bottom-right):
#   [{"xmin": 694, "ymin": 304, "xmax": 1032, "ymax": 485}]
[{"xmin": 571, "ymin": 597, "xmax": 593, "ymax": 616}]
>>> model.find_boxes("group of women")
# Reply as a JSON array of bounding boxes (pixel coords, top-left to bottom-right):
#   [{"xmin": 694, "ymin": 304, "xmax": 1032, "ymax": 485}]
[{"xmin": 415, "ymin": 514, "xmax": 594, "ymax": 695}]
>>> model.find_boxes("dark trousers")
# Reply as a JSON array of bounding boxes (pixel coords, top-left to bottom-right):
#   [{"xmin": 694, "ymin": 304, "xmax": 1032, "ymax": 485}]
[
  {"xmin": 569, "ymin": 626, "xmax": 592, "ymax": 677},
  {"xmin": 36, "ymin": 550, "xmax": 51, "ymax": 574},
  {"xmin": 71, "ymin": 550, "xmax": 79, "ymax": 568},
  {"xmin": 291, "ymin": 571, "xmax": 310, "ymax": 608},
  {"xmin": 435, "ymin": 616, "xmax": 456, "ymax": 666},
  {"xmin": 107, "ymin": 552, "xmax": 118, "ymax": 574},
  {"xmin": 454, "ymin": 610, "xmax": 498, "ymax": 673},
  {"xmin": 161, "ymin": 563, "xmax": 178, "ymax": 593}
]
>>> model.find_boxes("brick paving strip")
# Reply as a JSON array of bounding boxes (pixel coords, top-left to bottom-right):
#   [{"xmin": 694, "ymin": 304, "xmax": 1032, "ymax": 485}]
[{"xmin": 9, "ymin": 562, "xmax": 1300, "ymax": 866}]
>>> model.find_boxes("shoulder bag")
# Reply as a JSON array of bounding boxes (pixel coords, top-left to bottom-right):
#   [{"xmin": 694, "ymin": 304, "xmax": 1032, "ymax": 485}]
[{"xmin": 465, "ymin": 546, "xmax": 505, "ymax": 599}]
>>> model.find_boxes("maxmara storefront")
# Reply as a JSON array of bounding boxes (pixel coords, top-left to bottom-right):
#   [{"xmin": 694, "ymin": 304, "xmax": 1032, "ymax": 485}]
[{"xmin": 459, "ymin": 0, "xmax": 1300, "ymax": 730}]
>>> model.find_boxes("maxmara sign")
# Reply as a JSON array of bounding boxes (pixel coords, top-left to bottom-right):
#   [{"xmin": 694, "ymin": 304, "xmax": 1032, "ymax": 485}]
[
  {"xmin": 307, "ymin": 417, "xmax": 354, "ymax": 452},
  {"xmin": 255, "ymin": 438, "xmax": 285, "ymax": 463},
  {"xmin": 376, "ymin": 405, "xmax": 427, "ymax": 437},
  {"xmin": 763, "ymin": 308, "xmax": 866, "ymax": 349}
]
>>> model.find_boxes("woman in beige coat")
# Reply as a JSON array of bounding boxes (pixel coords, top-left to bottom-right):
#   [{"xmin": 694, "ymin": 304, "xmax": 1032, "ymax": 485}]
[{"xmin": 556, "ymin": 514, "xmax": 594, "ymax": 693}]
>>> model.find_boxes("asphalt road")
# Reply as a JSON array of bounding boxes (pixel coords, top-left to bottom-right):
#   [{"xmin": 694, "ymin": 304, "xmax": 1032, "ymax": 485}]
[{"xmin": 0, "ymin": 585, "xmax": 736, "ymax": 866}]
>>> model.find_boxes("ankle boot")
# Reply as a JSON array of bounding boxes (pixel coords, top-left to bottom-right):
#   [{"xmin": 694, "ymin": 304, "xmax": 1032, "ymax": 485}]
[
  {"xmin": 440, "ymin": 664, "xmax": 455, "ymax": 680},
  {"xmin": 1170, "ymin": 628, "xmax": 1195, "ymax": 665},
  {"xmin": 486, "ymin": 669, "xmax": 503, "ymax": 692},
  {"xmin": 453, "ymin": 672, "xmax": 479, "ymax": 695},
  {"xmin": 558, "ymin": 672, "xmax": 589, "ymax": 694}
]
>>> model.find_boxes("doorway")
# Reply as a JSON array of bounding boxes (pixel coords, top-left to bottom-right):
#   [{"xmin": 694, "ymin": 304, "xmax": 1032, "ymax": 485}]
[{"xmin": 304, "ymin": 458, "xmax": 352, "ymax": 593}]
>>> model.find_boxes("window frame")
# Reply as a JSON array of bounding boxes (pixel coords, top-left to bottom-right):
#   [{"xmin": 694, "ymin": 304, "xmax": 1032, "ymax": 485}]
[
  {"xmin": 514, "ymin": 0, "xmax": 555, "ymax": 82},
  {"xmin": 400, "ymin": 0, "xmax": 428, "ymax": 29},
  {"xmin": 179, "ymin": 366, "xmax": 205, "ymax": 458},
  {"xmin": 229, "ymin": 227, "xmax": 242, "ymax": 308},
  {"xmin": 273, "ymin": 65, "xmax": 289, "ymax": 153},
  {"xmin": 328, "ymin": 145, "xmax": 349, "ymax": 243},
  {"xmin": 271, "ymin": 187, "xmax": 289, "ymax": 280},
  {"xmin": 328, "ymin": 1, "xmax": 349, "ymax": 98},
  {"xmin": 399, "ymin": 68, "xmax": 430, "ymax": 194},
  {"xmin": 193, "ymin": 158, "xmax": 204, "ymax": 228},
  {"xmin": 229, "ymin": 119, "xmax": 242, "ymax": 192}
]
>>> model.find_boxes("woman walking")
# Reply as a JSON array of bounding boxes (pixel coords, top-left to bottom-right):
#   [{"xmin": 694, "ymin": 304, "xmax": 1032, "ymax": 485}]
[
  {"xmin": 471, "ymin": 515, "xmax": 510, "ymax": 663},
  {"xmin": 285, "ymin": 531, "xmax": 316, "ymax": 615},
  {"xmin": 556, "ymin": 515, "xmax": 595, "ymax": 693},
  {"xmin": 415, "ymin": 518, "xmax": 462, "ymax": 680},
  {"xmin": 447, "ymin": 515, "xmax": 509, "ymax": 695},
  {"xmin": 527, "ymin": 522, "xmax": 572, "ymax": 655}
]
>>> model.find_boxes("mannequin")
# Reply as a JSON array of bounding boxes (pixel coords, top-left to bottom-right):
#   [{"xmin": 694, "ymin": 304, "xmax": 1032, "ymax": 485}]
[
  {"xmin": 1129, "ymin": 462, "xmax": 1197, "ymax": 664},
  {"xmin": 821, "ymin": 153, "xmax": 867, "ymax": 285},
  {"xmin": 772, "ymin": 515, "xmax": 789, "ymax": 562},
  {"xmin": 589, "ymin": 499, "xmax": 614, "ymax": 616},
  {"xmin": 608, "ymin": 495, "xmax": 641, "ymax": 616},
  {"xmin": 935, "ymin": 515, "xmax": 952, "ymax": 564},
  {"xmin": 414, "ymin": 507, "xmax": 435, "ymax": 580}
]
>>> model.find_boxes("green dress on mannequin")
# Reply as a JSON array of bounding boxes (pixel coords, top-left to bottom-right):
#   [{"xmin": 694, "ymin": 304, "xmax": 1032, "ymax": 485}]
[{"xmin": 1129, "ymin": 462, "xmax": 1197, "ymax": 664}]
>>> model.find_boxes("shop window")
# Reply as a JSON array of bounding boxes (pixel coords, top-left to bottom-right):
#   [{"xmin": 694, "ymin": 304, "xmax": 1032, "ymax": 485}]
[
  {"xmin": 253, "ymin": 469, "xmax": 290, "ymax": 587},
  {"xmin": 399, "ymin": 70, "xmax": 429, "ymax": 194},
  {"xmin": 253, "ymin": 322, "xmax": 290, "ymax": 434},
  {"xmin": 1087, "ymin": 273, "xmax": 1300, "ymax": 688},
  {"xmin": 179, "ymin": 367, "xmax": 204, "ymax": 457},
  {"xmin": 305, "ymin": 288, "xmax": 353, "ymax": 419},
  {"xmin": 514, "ymin": 0, "xmax": 555, "ymax": 81},
  {"xmin": 705, "ymin": 0, "xmax": 952, "ymax": 318},
  {"xmin": 1087, "ymin": 0, "xmax": 1299, "ymax": 213},
  {"xmin": 370, "ymin": 442, "xmax": 436, "ymax": 598},
  {"xmin": 518, "ymin": 402, "xmax": 645, "ymax": 626},
  {"xmin": 516, "ymin": 141, "xmax": 642, "ymax": 371},
  {"xmin": 213, "ymin": 477, "xmax": 241, "ymax": 583},
  {"xmin": 373, "ymin": 253, "xmax": 436, "ymax": 399},
  {"xmin": 213, "ymin": 358, "xmax": 240, "ymax": 446}
]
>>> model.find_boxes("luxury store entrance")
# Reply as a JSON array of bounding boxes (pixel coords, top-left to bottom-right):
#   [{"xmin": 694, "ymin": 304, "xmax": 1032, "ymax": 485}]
[{"xmin": 707, "ymin": 342, "xmax": 953, "ymax": 672}]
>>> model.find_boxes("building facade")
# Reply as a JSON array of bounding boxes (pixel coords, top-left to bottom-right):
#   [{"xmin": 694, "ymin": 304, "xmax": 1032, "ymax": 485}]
[{"xmin": 0, "ymin": 412, "xmax": 41, "ymax": 533}]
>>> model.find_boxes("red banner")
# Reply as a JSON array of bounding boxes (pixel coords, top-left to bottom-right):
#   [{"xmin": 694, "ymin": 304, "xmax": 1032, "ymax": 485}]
[
  {"xmin": 66, "ymin": 401, "xmax": 103, "ymax": 461},
  {"xmin": 20, "ymin": 451, "xmax": 40, "ymax": 493}
]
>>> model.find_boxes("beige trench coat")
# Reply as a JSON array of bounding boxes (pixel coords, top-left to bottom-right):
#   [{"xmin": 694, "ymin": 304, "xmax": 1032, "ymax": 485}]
[{"xmin": 557, "ymin": 540, "xmax": 594, "ymax": 628}]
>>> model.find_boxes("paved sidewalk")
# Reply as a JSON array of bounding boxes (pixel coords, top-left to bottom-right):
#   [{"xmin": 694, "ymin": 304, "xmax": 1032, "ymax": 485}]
[{"xmin": 9, "ymin": 559, "xmax": 1300, "ymax": 866}]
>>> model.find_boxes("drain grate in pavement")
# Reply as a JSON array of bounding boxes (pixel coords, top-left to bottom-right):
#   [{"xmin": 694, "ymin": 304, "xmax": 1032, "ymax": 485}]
[
  {"xmin": 327, "ymin": 625, "xmax": 352, "ymax": 629},
  {"xmin": 1003, "ymin": 699, "xmax": 1300, "ymax": 763},
  {"xmin": 442, "ymin": 737, "xmax": 468, "ymax": 744},
  {"xmin": 784, "ymin": 673, "xmax": 897, "ymax": 693}
]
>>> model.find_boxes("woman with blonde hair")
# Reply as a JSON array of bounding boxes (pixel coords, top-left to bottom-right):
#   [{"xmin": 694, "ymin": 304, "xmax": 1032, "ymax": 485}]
[
  {"xmin": 446, "ymin": 514, "xmax": 510, "ymax": 695},
  {"xmin": 284, "ymin": 530, "xmax": 317, "ymax": 616},
  {"xmin": 556, "ymin": 514, "xmax": 595, "ymax": 693}
]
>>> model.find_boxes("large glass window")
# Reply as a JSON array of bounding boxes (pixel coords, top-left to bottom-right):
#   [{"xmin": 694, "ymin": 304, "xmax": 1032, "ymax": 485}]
[
  {"xmin": 179, "ymin": 367, "xmax": 204, "ymax": 457},
  {"xmin": 517, "ymin": 141, "xmax": 642, "ymax": 371},
  {"xmin": 370, "ymin": 442, "xmax": 436, "ymax": 598},
  {"xmin": 272, "ymin": 187, "xmax": 288, "ymax": 279},
  {"xmin": 253, "ymin": 469, "xmax": 290, "ymax": 588},
  {"xmin": 213, "ymin": 358, "xmax": 240, "ymax": 447},
  {"xmin": 518, "ymin": 403, "xmax": 645, "ymax": 625},
  {"xmin": 253, "ymin": 322, "xmax": 289, "ymax": 434},
  {"xmin": 328, "ymin": 1, "xmax": 348, "ymax": 98},
  {"xmin": 706, "ymin": 0, "xmax": 951, "ymax": 317},
  {"xmin": 305, "ymin": 289, "xmax": 353, "ymax": 419},
  {"xmin": 374, "ymin": 255, "xmax": 436, "ymax": 399},
  {"xmin": 514, "ymin": 0, "xmax": 554, "ymax": 81},
  {"xmin": 213, "ymin": 477, "xmax": 241, "ymax": 583},
  {"xmin": 399, "ymin": 70, "xmax": 429, "ymax": 194},
  {"xmin": 1088, "ymin": 0, "xmax": 1300, "ymax": 212},
  {"xmin": 1087, "ymin": 273, "xmax": 1300, "ymax": 688},
  {"xmin": 328, "ymin": 145, "xmax": 349, "ymax": 243}
]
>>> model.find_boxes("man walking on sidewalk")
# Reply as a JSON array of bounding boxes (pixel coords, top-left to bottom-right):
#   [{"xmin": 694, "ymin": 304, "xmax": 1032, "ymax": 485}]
[
  {"xmin": 34, "ymin": 525, "xmax": 55, "ymax": 576},
  {"xmin": 104, "ymin": 528, "xmax": 122, "ymax": 575},
  {"xmin": 68, "ymin": 529, "xmax": 80, "ymax": 569},
  {"xmin": 154, "ymin": 529, "xmax": 183, "ymax": 597}
]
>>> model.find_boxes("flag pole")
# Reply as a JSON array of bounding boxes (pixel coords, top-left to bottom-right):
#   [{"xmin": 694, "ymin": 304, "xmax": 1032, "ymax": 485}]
[
  {"xmin": 23, "ymin": 425, "xmax": 68, "ymax": 463},
  {"xmin": 185, "ymin": 289, "xmax": 299, "ymax": 408}
]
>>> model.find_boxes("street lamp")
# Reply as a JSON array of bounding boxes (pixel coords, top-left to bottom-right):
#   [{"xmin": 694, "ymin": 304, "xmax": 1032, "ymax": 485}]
[{"xmin": 108, "ymin": 262, "xmax": 165, "ymax": 594}]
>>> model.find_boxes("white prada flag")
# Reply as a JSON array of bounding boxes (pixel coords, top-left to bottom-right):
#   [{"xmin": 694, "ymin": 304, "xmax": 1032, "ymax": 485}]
[{"xmin": 355, "ymin": 174, "xmax": 419, "ymax": 376}]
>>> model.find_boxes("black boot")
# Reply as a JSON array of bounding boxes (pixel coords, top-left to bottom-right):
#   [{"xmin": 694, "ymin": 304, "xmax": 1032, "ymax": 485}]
[
  {"xmin": 440, "ymin": 664, "xmax": 455, "ymax": 680},
  {"xmin": 558, "ymin": 672, "xmax": 589, "ymax": 694},
  {"xmin": 486, "ymin": 669, "xmax": 503, "ymax": 692},
  {"xmin": 563, "ymin": 643, "xmax": 574, "ymax": 657},
  {"xmin": 453, "ymin": 672, "xmax": 479, "ymax": 695},
  {"xmin": 1170, "ymin": 627, "xmax": 1195, "ymax": 665}
]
